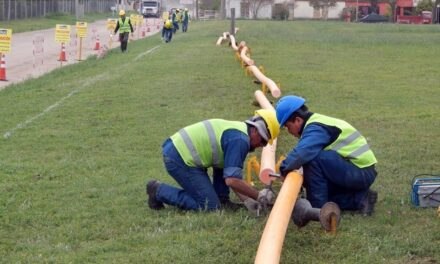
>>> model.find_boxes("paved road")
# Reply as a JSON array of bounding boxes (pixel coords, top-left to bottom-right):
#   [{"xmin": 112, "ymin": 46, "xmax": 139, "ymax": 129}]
[{"xmin": 0, "ymin": 18, "xmax": 162, "ymax": 90}]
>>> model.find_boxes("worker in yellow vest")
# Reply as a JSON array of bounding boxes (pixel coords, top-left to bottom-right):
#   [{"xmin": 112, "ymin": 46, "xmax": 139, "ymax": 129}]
[
  {"xmin": 171, "ymin": 9, "xmax": 180, "ymax": 33},
  {"xmin": 146, "ymin": 110, "xmax": 280, "ymax": 215},
  {"xmin": 113, "ymin": 10, "xmax": 134, "ymax": 52},
  {"xmin": 275, "ymin": 95, "xmax": 378, "ymax": 216},
  {"xmin": 161, "ymin": 19, "xmax": 173, "ymax": 43},
  {"xmin": 182, "ymin": 8, "xmax": 190, "ymax": 32}
]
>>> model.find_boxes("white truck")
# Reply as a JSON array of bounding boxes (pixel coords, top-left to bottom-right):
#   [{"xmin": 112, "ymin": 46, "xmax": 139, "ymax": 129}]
[{"xmin": 139, "ymin": 0, "xmax": 162, "ymax": 18}]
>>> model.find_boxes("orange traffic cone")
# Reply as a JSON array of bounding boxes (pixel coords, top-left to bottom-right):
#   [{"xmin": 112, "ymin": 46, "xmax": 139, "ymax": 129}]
[
  {"xmin": 94, "ymin": 35, "xmax": 100, "ymax": 50},
  {"xmin": 0, "ymin": 53, "xmax": 7, "ymax": 81},
  {"xmin": 58, "ymin": 42, "xmax": 67, "ymax": 62}
]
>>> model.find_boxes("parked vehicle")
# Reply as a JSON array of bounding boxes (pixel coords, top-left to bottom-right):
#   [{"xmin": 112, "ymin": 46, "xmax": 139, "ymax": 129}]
[
  {"xmin": 139, "ymin": 0, "xmax": 162, "ymax": 18},
  {"xmin": 397, "ymin": 11, "xmax": 432, "ymax": 24}
]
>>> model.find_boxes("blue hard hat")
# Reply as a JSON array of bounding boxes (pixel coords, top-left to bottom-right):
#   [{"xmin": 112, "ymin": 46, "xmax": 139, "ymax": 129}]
[{"xmin": 275, "ymin": 95, "xmax": 306, "ymax": 127}]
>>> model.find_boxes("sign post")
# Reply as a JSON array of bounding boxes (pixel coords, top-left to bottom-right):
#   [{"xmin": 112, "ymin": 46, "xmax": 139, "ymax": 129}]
[
  {"xmin": 55, "ymin": 24, "xmax": 71, "ymax": 64},
  {"xmin": 0, "ymin": 28, "xmax": 12, "ymax": 81},
  {"xmin": 107, "ymin": 18, "xmax": 118, "ymax": 48},
  {"xmin": 75, "ymin": 22, "xmax": 88, "ymax": 61}
]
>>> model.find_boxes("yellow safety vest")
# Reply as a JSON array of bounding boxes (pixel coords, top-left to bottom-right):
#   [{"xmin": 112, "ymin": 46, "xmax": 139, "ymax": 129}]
[
  {"xmin": 118, "ymin": 17, "xmax": 131, "ymax": 33},
  {"xmin": 171, "ymin": 119, "xmax": 248, "ymax": 168},
  {"xmin": 304, "ymin": 113, "xmax": 377, "ymax": 168}
]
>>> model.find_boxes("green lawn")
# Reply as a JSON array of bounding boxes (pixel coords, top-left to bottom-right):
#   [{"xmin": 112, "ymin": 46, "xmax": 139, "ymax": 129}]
[{"xmin": 1, "ymin": 20, "xmax": 439, "ymax": 263}]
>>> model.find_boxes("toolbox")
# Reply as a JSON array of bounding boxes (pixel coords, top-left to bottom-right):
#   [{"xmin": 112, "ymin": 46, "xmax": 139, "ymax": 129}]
[{"xmin": 411, "ymin": 176, "xmax": 440, "ymax": 207}]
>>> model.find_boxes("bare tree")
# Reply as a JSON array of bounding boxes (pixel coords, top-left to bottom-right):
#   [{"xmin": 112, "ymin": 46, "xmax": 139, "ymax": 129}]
[
  {"xmin": 387, "ymin": 0, "xmax": 397, "ymax": 22},
  {"xmin": 249, "ymin": 0, "xmax": 274, "ymax": 19},
  {"xmin": 308, "ymin": 0, "xmax": 336, "ymax": 19}
]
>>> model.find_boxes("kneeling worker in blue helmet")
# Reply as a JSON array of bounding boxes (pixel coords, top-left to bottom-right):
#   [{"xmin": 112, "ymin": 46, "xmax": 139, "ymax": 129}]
[
  {"xmin": 146, "ymin": 109, "xmax": 279, "ymax": 215},
  {"xmin": 275, "ymin": 95, "xmax": 378, "ymax": 216}
]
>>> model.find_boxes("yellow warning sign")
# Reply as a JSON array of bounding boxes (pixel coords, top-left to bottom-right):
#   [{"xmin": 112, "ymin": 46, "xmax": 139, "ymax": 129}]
[
  {"xmin": 136, "ymin": 15, "xmax": 144, "ymax": 26},
  {"xmin": 0, "ymin": 28, "xmax": 12, "ymax": 53},
  {"xmin": 55, "ymin": 24, "xmax": 71, "ymax": 43},
  {"xmin": 107, "ymin": 18, "xmax": 118, "ymax": 31},
  {"xmin": 76, "ymin": 21, "xmax": 88, "ymax": 38},
  {"xmin": 130, "ymin": 14, "xmax": 143, "ymax": 26}
]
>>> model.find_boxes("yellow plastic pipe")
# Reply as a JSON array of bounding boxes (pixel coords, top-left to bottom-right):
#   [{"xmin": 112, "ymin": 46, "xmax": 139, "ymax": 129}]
[
  {"xmin": 254, "ymin": 90, "xmax": 277, "ymax": 185},
  {"xmin": 248, "ymin": 65, "xmax": 281, "ymax": 98},
  {"xmin": 255, "ymin": 171, "xmax": 303, "ymax": 264},
  {"xmin": 216, "ymin": 32, "xmax": 229, "ymax": 46},
  {"xmin": 229, "ymin": 34, "xmax": 239, "ymax": 51},
  {"xmin": 240, "ymin": 46, "xmax": 254, "ymax": 66},
  {"xmin": 216, "ymin": 36, "xmax": 224, "ymax": 46}
]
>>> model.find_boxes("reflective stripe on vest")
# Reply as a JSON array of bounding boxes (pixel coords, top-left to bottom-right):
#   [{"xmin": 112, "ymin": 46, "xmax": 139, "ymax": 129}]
[
  {"xmin": 304, "ymin": 113, "xmax": 377, "ymax": 168},
  {"xmin": 119, "ymin": 18, "xmax": 131, "ymax": 33},
  {"xmin": 171, "ymin": 119, "xmax": 248, "ymax": 167}
]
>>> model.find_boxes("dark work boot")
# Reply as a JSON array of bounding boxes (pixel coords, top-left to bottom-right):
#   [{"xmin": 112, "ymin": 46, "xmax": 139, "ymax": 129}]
[
  {"xmin": 146, "ymin": 180, "xmax": 164, "ymax": 210},
  {"xmin": 359, "ymin": 190, "xmax": 378, "ymax": 216}
]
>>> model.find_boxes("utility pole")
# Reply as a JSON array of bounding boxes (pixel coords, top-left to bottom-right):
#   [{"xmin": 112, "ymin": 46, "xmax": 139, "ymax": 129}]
[
  {"xmin": 196, "ymin": 0, "xmax": 199, "ymax": 20},
  {"xmin": 75, "ymin": 0, "xmax": 79, "ymax": 19},
  {"xmin": 356, "ymin": 0, "xmax": 359, "ymax": 22}
]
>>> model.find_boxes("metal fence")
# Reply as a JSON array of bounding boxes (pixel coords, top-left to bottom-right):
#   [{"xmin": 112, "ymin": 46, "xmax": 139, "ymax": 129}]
[{"xmin": 0, "ymin": 0, "xmax": 116, "ymax": 21}]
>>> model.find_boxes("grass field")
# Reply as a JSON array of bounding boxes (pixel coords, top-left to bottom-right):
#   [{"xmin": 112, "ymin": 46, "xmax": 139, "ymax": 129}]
[{"xmin": 1, "ymin": 19, "xmax": 439, "ymax": 263}]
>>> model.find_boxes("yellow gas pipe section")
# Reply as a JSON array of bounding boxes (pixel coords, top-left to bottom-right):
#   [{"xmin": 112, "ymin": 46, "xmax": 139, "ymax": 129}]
[
  {"xmin": 254, "ymin": 90, "xmax": 278, "ymax": 185},
  {"xmin": 255, "ymin": 171, "xmax": 303, "ymax": 264},
  {"xmin": 246, "ymin": 155, "xmax": 261, "ymax": 186}
]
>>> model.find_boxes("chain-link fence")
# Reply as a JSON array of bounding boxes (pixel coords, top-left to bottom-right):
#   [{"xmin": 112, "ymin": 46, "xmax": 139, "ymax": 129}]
[{"xmin": 0, "ymin": 0, "xmax": 117, "ymax": 21}]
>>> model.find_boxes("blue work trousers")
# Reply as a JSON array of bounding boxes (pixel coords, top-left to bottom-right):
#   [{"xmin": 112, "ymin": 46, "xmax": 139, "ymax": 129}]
[
  {"xmin": 156, "ymin": 139, "xmax": 230, "ymax": 211},
  {"xmin": 163, "ymin": 28, "xmax": 172, "ymax": 43},
  {"xmin": 182, "ymin": 21, "xmax": 188, "ymax": 32},
  {"xmin": 302, "ymin": 150, "xmax": 377, "ymax": 210},
  {"xmin": 172, "ymin": 22, "xmax": 179, "ymax": 33}
]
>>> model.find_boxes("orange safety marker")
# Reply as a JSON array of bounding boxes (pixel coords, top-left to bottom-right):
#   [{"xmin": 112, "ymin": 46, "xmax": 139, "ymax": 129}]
[
  {"xmin": 58, "ymin": 42, "xmax": 67, "ymax": 61},
  {"xmin": 94, "ymin": 35, "xmax": 100, "ymax": 50},
  {"xmin": 0, "ymin": 53, "xmax": 7, "ymax": 81}
]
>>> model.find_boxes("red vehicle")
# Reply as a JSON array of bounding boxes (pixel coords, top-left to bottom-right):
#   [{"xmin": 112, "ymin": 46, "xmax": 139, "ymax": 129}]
[{"xmin": 397, "ymin": 11, "xmax": 432, "ymax": 24}]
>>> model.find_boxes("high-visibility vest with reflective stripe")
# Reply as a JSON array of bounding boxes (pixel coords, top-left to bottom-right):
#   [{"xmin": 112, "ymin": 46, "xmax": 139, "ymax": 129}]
[
  {"xmin": 304, "ymin": 113, "xmax": 377, "ymax": 168},
  {"xmin": 118, "ymin": 18, "xmax": 131, "ymax": 33},
  {"xmin": 171, "ymin": 119, "xmax": 248, "ymax": 168}
]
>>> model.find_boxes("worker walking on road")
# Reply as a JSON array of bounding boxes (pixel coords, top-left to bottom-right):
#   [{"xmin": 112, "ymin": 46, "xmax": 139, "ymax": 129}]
[
  {"xmin": 275, "ymin": 95, "xmax": 378, "ymax": 216},
  {"xmin": 114, "ymin": 10, "xmax": 134, "ymax": 52},
  {"xmin": 146, "ymin": 110, "xmax": 280, "ymax": 215}
]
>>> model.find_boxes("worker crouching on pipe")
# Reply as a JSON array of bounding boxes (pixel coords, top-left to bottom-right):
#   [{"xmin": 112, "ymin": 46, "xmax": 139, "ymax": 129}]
[
  {"xmin": 275, "ymin": 95, "xmax": 378, "ymax": 216},
  {"xmin": 146, "ymin": 110, "xmax": 279, "ymax": 215}
]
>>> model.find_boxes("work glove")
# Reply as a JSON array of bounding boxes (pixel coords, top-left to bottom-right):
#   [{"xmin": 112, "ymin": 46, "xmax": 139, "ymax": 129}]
[
  {"xmin": 258, "ymin": 187, "xmax": 276, "ymax": 214},
  {"xmin": 243, "ymin": 198, "xmax": 262, "ymax": 217}
]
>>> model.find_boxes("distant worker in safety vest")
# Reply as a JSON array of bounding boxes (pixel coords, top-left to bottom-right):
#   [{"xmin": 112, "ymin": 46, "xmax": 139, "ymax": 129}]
[
  {"xmin": 161, "ymin": 19, "xmax": 173, "ymax": 43},
  {"xmin": 182, "ymin": 8, "xmax": 190, "ymax": 33},
  {"xmin": 171, "ymin": 9, "xmax": 180, "ymax": 33},
  {"xmin": 275, "ymin": 95, "xmax": 378, "ymax": 216},
  {"xmin": 146, "ymin": 110, "xmax": 280, "ymax": 215},
  {"xmin": 113, "ymin": 10, "xmax": 134, "ymax": 52}
]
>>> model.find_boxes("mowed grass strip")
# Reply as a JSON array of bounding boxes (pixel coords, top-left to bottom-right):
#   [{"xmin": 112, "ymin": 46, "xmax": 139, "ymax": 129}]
[{"xmin": 0, "ymin": 20, "xmax": 439, "ymax": 263}]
